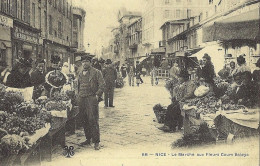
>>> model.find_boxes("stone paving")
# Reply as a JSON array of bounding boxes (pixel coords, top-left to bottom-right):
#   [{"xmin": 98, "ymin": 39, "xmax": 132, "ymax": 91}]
[{"xmin": 41, "ymin": 76, "xmax": 259, "ymax": 166}]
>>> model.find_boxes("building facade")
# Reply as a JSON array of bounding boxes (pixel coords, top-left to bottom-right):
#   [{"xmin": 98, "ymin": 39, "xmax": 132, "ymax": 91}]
[
  {"xmin": 71, "ymin": 6, "xmax": 86, "ymax": 64},
  {"xmin": 44, "ymin": 0, "xmax": 73, "ymax": 69},
  {"xmin": 0, "ymin": 0, "xmax": 86, "ymax": 70},
  {"xmin": 117, "ymin": 8, "xmax": 141, "ymax": 65},
  {"xmin": 160, "ymin": 0, "xmax": 260, "ymax": 73},
  {"xmin": 142, "ymin": 0, "xmax": 209, "ymax": 56},
  {"xmin": 127, "ymin": 17, "xmax": 145, "ymax": 65}
]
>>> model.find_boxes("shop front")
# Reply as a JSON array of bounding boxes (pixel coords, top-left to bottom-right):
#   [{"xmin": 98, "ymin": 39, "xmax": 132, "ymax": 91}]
[
  {"xmin": 0, "ymin": 14, "xmax": 13, "ymax": 67},
  {"xmin": 44, "ymin": 40, "xmax": 70, "ymax": 70},
  {"xmin": 12, "ymin": 21, "xmax": 41, "ymax": 68}
]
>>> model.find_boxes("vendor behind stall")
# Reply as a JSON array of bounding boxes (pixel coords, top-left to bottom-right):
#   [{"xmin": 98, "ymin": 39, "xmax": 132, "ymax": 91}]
[
  {"xmin": 199, "ymin": 53, "xmax": 215, "ymax": 85},
  {"xmin": 6, "ymin": 58, "xmax": 32, "ymax": 88},
  {"xmin": 31, "ymin": 59, "xmax": 46, "ymax": 99},
  {"xmin": 230, "ymin": 55, "xmax": 254, "ymax": 107}
]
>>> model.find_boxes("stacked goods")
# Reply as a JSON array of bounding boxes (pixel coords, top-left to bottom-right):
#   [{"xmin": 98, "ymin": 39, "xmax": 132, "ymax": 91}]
[
  {"xmin": 184, "ymin": 93, "xmax": 219, "ymax": 115},
  {"xmin": 0, "ymin": 134, "xmax": 28, "ymax": 155},
  {"xmin": 45, "ymin": 101, "xmax": 67, "ymax": 111},
  {"xmin": 0, "ymin": 84, "xmax": 51, "ymax": 156}
]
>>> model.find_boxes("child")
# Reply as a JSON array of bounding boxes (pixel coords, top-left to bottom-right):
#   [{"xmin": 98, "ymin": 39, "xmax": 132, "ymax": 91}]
[{"xmin": 136, "ymin": 72, "xmax": 141, "ymax": 87}]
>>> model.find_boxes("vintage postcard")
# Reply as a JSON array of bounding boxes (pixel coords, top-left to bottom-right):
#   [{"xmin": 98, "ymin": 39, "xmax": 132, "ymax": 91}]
[{"xmin": 0, "ymin": 0, "xmax": 259, "ymax": 166}]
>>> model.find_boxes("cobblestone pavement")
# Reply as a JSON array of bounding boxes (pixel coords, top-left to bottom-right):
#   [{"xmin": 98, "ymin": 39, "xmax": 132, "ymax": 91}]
[{"xmin": 42, "ymin": 76, "xmax": 259, "ymax": 166}]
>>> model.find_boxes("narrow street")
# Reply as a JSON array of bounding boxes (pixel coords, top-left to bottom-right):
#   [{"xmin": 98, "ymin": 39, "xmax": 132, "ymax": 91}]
[
  {"xmin": 42, "ymin": 76, "xmax": 259, "ymax": 166},
  {"xmin": 42, "ymin": 77, "xmax": 183, "ymax": 165}
]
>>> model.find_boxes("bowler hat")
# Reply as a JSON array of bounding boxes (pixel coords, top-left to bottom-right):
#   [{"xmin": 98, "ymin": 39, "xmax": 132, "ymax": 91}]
[
  {"xmin": 105, "ymin": 59, "xmax": 112, "ymax": 64},
  {"xmin": 81, "ymin": 55, "xmax": 93, "ymax": 62}
]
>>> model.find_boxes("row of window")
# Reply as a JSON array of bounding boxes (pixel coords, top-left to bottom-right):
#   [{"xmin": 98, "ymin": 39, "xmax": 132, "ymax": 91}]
[
  {"xmin": 129, "ymin": 33, "xmax": 142, "ymax": 46},
  {"xmin": 48, "ymin": 0, "xmax": 71, "ymax": 19},
  {"xmin": 164, "ymin": 9, "xmax": 192, "ymax": 18},
  {"xmin": 171, "ymin": 31, "xmax": 197, "ymax": 52}
]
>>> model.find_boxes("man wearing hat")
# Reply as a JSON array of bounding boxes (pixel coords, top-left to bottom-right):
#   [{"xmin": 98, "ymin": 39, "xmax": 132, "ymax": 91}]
[
  {"xmin": 6, "ymin": 58, "xmax": 32, "ymax": 88},
  {"xmin": 102, "ymin": 59, "xmax": 117, "ymax": 108},
  {"xmin": 77, "ymin": 54, "xmax": 105, "ymax": 150}
]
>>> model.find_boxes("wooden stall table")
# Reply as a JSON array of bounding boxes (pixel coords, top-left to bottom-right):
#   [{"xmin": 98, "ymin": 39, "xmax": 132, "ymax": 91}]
[
  {"xmin": 66, "ymin": 106, "xmax": 79, "ymax": 135},
  {"xmin": 181, "ymin": 107, "xmax": 217, "ymax": 139},
  {"xmin": 214, "ymin": 109, "xmax": 259, "ymax": 140},
  {"xmin": 40, "ymin": 117, "xmax": 67, "ymax": 162}
]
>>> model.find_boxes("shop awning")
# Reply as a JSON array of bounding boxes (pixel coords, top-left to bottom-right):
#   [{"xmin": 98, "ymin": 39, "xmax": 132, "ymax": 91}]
[
  {"xmin": 203, "ymin": 8, "xmax": 260, "ymax": 42},
  {"xmin": 151, "ymin": 47, "xmax": 165, "ymax": 54},
  {"xmin": 138, "ymin": 56, "xmax": 148, "ymax": 63},
  {"xmin": 190, "ymin": 45, "xmax": 225, "ymax": 73}
]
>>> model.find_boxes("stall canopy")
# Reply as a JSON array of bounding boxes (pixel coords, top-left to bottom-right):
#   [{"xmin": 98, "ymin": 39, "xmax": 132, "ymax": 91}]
[
  {"xmin": 190, "ymin": 44, "xmax": 225, "ymax": 74},
  {"xmin": 138, "ymin": 56, "xmax": 148, "ymax": 63},
  {"xmin": 203, "ymin": 8, "xmax": 260, "ymax": 42},
  {"xmin": 151, "ymin": 47, "xmax": 165, "ymax": 54}
]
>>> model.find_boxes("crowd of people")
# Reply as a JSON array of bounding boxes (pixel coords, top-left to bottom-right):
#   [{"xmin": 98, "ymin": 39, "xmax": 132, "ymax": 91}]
[
  {"xmin": 159, "ymin": 53, "xmax": 260, "ymax": 132},
  {"xmin": 0, "ymin": 54, "xmax": 126, "ymax": 150}
]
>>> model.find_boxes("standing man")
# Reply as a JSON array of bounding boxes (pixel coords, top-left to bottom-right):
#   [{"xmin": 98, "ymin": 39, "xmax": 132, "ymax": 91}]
[
  {"xmin": 102, "ymin": 59, "xmax": 117, "ymax": 108},
  {"xmin": 127, "ymin": 65, "xmax": 135, "ymax": 86},
  {"xmin": 78, "ymin": 54, "xmax": 105, "ymax": 150}
]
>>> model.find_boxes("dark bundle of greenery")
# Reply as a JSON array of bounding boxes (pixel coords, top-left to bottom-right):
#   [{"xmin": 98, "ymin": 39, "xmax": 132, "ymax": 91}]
[
  {"xmin": 173, "ymin": 123, "xmax": 216, "ymax": 148},
  {"xmin": 153, "ymin": 104, "xmax": 163, "ymax": 112}
]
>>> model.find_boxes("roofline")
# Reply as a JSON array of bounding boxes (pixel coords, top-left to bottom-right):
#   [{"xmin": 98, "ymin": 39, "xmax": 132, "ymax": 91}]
[
  {"xmin": 160, "ymin": 18, "xmax": 192, "ymax": 29},
  {"xmin": 127, "ymin": 17, "xmax": 142, "ymax": 28}
]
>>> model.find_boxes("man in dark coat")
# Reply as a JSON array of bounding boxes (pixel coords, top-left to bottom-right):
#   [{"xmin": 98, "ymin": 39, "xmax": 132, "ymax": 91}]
[
  {"xmin": 102, "ymin": 59, "xmax": 117, "ymax": 107},
  {"xmin": 78, "ymin": 55, "xmax": 105, "ymax": 150},
  {"xmin": 31, "ymin": 59, "xmax": 46, "ymax": 99},
  {"xmin": 6, "ymin": 58, "xmax": 32, "ymax": 88}
]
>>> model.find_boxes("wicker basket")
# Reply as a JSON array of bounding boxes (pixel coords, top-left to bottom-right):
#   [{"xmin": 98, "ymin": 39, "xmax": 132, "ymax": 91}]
[{"xmin": 154, "ymin": 107, "xmax": 167, "ymax": 124}]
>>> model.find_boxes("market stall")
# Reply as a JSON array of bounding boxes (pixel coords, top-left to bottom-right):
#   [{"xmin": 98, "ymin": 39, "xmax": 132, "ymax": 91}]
[
  {"xmin": 0, "ymin": 67, "xmax": 76, "ymax": 164},
  {"xmin": 162, "ymin": 69, "xmax": 259, "ymax": 147}
]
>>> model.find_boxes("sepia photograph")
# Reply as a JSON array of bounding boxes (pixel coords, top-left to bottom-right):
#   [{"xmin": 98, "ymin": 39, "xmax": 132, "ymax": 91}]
[{"xmin": 0, "ymin": 0, "xmax": 259, "ymax": 165}]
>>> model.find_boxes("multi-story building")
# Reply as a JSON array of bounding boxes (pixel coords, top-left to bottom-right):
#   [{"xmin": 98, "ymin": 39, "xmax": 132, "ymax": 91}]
[
  {"xmin": 71, "ymin": 6, "xmax": 86, "ymax": 64},
  {"xmin": 44, "ymin": 0, "xmax": 73, "ymax": 69},
  {"xmin": 127, "ymin": 17, "xmax": 145, "ymax": 65},
  {"xmin": 160, "ymin": 0, "xmax": 260, "ymax": 73},
  {"xmin": 117, "ymin": 8, "xmax": 141, "ymax": 65},
  {"xmin": 142, "ymin": 0, "xmax": 209, "ymax": 56},
  {"xmin": 0, "ymin": 0, "xmax": 43, "ymax": 68},
  {"xmin": 0, "ymin": 1, "xmax": 14, "ymax": 67},
  {"xmin": 0, "ymin": 0, "xmax": 85, "ymax": 70}
]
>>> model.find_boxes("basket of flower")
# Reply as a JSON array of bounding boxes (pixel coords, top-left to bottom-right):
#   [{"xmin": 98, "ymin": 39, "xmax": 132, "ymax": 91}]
[{"xmin": 153, "ymin": 104, "xmax": 167, "ymax": 124}]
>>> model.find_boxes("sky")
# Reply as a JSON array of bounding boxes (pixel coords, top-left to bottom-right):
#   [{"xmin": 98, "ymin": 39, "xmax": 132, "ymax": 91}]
[{"xmin": 73, "ymin": 0, "xmax": 145, "ymax": 55}]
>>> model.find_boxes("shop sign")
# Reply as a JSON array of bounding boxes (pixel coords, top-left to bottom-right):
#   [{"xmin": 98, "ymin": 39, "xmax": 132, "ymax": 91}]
[
  {"xmin": 13, "ymin": 26, "xmax": 38, "ymax": 44},
  {"xmin": 0, "ymin": 14, "xmax": 13, "ymax": 28}
]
